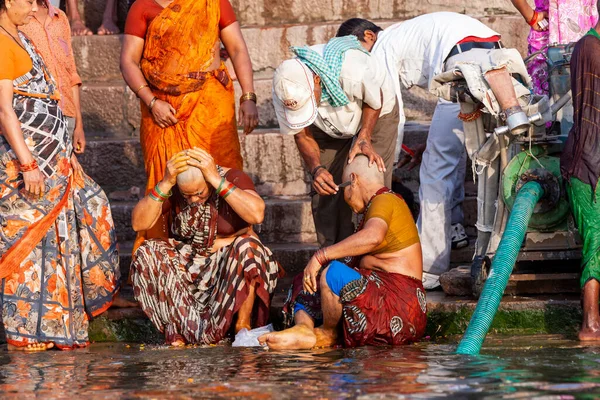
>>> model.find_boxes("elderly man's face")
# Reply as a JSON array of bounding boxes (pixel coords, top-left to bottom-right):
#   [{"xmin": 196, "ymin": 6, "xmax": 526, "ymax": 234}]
[{"xmin": 179, "ymin": 179, "xmax": 210, "ymax": 204}]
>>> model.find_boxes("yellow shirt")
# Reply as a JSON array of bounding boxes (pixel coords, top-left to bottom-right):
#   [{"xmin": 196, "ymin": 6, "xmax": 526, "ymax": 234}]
[{"xmin": 365, "ymin": 193, "xmax": 420, "ymax": 254}]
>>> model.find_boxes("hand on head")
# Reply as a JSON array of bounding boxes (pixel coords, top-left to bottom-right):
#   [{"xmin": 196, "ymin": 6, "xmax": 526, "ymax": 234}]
[
  {"xmin": 162, "ymin": 150, "xmax": 190, "ymax": 187},
  {"xmin": 186, "ymin": 148, "xmax": 221, "ymax": 187}
]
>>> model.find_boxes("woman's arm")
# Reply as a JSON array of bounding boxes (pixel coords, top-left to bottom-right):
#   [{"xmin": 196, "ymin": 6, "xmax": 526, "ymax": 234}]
[
  {"xmin": 187, "ymin": 148, "xmax": 265, "ymax": 225},
  {"xmin": 131, "ymin": 151, "xmax": 190, "ymax": 232},
  {"xmin": 0, "ymin": 80, "xmax": 45, "ymax": 196},
  {"xmin": 510, "ymin": 0, "xmax": 547, "ymax": 31},
  {"xmin": 303, "ymin": 217, "xmax": 388, "ymax": 293},
  {"xmin": 220, "ymin": 22, "xmax": 259, "ymax": 134},
  {"xmin": 120, "ymin": 34, "xmax": 178, "ymax": 128}
]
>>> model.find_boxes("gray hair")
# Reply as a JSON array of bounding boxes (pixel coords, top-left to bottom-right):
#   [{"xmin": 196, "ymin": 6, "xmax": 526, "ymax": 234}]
[
  {"xmin": 176, "ymin": 166, "xmax": 204, "ymax": 187},
  {"xmin": 342, "ymin": 154, "xmax": 384, "ymax": 185}
]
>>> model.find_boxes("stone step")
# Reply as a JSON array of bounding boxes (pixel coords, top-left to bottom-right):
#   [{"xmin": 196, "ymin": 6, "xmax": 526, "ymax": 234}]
[
  {"xmin": 79, "ymin": 124, "xmax": 430, "ymax": 196},
  {"xmin": 109, "ymin": 196, "xmax": 317, "ymax": 244},
  {"xmin": 72, "ymin": 17, "xmax": 528, "ymax": 80},
  {"xmin": 74, "ymin": 16, "xmax": 530, "ymax": 136},
  {"xmin": 79, "ymin": 78, "xmax": 436, "ymax": 137}
]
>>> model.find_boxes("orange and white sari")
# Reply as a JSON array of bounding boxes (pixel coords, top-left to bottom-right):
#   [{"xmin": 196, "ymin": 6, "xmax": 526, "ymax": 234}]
[
  {"xmin": 0, "ymin": 34, "xmax": 119, "ymax": 349},
  {"xmin": 136, "ymin": 0, "xmax": 242, "ymax": 248}
]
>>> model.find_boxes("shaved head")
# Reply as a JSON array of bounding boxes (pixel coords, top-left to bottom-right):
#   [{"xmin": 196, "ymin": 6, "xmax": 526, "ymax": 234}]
[
  {"xmin": 343, "ymin": 154, "xmax": 384, "ymax": 185},
  {"xmin": 177, "ymin": 166, "xmax": 204, "ymax": 188}
]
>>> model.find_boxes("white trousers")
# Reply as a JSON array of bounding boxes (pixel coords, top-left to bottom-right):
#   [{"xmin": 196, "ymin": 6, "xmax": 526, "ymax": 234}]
[{"xmin": 417, "ymin": 99, "xmax": 466, "ymax": 276}]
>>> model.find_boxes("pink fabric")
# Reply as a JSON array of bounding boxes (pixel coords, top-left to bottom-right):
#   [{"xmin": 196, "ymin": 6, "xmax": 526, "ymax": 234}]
[{"xmin": 527, "ymin": 0, "xmax": 598, "ymax": 94}]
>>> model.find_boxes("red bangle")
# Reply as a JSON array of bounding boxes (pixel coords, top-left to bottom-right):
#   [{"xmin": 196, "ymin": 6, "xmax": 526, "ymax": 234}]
[
  {"xmin": 150, "ymin": 188, "xmax": 164, "ymax": 200},
  {"xmin": 528, "ymin": 10, "xmax": 539, "ymax": 27},
  {"xmin": 219, "ymin": 182, "xmax": 233, "ymax": 197},
  {"xmin": 315, "ymin": 248, "xmax": 329, "ymax": 266},
  {"xmin": 20, "ymin": 160, "xmax": 38, "ymax": 172}
]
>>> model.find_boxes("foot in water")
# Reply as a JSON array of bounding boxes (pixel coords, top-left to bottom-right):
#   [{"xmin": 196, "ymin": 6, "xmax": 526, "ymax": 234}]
[
  {"xmin": 8, "ymin": 342, "xmax": 54, "ymax": 351},
  {"xmin": 579, "ymin": 325, "xmax": 600, "ymax": 341},
  {"xmin": 314, "ymin": 327, "xmax": 339, "ymax": 348},
  {"xmin": 168, "ymin": 334, "xmax": 187, "ymax": 347},
  {"xmin": 258, "ymin": 324, "xmax": 316, "ymax": 350}
]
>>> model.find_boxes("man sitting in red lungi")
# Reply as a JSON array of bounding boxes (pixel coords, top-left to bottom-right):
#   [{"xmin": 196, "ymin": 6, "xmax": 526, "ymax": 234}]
[{"xmin": 259, "ymin": 155, "xmax": 427, "ymax": 349}]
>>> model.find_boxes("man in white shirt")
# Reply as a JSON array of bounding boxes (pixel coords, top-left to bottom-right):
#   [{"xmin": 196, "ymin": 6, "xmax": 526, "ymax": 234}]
[
  {"xmin": 273, "ymin": 37, "xmax": 398, "ymax": 247},
  {"xmin": 337, "ymin": 13, "xmax": 503, "ymax": 289}
]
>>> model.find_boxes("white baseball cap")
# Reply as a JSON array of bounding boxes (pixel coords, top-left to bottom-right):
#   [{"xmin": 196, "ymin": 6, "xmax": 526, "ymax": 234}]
[{"xmin": 272, "ymin": 59, "xmax": 318, "ymax": 131}]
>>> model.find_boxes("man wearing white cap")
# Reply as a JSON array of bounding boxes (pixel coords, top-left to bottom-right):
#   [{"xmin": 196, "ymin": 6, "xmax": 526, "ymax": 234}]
[{"xmin": 273, "ymin": 36, "xmax": 398, "ymax": 247}]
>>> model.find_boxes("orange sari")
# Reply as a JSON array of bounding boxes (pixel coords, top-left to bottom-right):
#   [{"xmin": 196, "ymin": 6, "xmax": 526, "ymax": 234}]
[{"xmin": 136, "ymin": 0, "xmax": 242, "ymax": 248}]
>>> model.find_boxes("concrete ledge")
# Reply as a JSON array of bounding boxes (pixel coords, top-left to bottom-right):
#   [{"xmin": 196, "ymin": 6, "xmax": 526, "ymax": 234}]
[{"xmin": 87, "ymin": 292, "xmax": 582, "ymax": 343}]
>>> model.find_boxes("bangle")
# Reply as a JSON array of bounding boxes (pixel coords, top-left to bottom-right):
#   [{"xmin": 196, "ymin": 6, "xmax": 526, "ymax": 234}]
[
  {"xmin": 222, "ymin": 185, "xmax": 237, "ymax": 199},
  {"xmin": 528, "ymin": 10, "xmax": 539, "ymax": 27},
  {"xmin": 216, "ymin": 177, "xmax": 226, "ymax": 194},
  {"xmin": 148, "ymin": 192, "xmax": 164, "ymax": 203},
  {"xmin": 134, "ymin": 84, "xmax": 149, "ymax": 96},
  {"xmin": 219, "ymin": 182, "xmax": 233, "ymax": 197},
  {"xmin": 314, "ymin": 249, "xmax": 329, "ymax": 266},
  {"xmin": 148, "ymin": 97, "xmax": 158, "ymax": 110},
  {"xmin": 311, "ymin": 165, "xmax": 326, "ymax": 179},
  {"xmin": 154, "ymin": 184, "xmax": 172, "ymax": 199},
  {"xmin": 240, "ymin": 92, "xmax": 257, "ymax": 104},
  {"xmin": 20, "ymin": 160, "xmax": 38, "ymax": 172}
]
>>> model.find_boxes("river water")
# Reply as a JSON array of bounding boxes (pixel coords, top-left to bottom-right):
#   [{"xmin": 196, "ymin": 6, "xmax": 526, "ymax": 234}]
[{"xmin": 1, "ymin": 335, "xmax": 600, "ymax": 398}]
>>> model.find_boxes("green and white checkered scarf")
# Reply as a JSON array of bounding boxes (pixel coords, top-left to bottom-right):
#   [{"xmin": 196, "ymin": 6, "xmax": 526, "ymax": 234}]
[{"xmin": 291, "ymin": 36, "xmax": 368, "ymax": 107}]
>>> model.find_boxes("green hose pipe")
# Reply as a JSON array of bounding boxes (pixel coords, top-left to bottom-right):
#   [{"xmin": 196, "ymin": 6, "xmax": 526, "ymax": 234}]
[{"xmin": 456, "ymin": 181, "xmax": 544, "ymax": 355}]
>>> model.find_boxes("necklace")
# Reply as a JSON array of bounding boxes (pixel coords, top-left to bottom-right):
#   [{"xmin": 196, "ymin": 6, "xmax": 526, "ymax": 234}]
[{"xmin": 0, "ymin": 25, "xmax": 26, "ymax": 51}]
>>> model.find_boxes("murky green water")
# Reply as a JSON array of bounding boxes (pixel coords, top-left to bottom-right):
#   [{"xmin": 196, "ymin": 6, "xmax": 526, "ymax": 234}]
[{"xmin": 2, "ymin": 336, "xmax": 600, "ymax": 398}]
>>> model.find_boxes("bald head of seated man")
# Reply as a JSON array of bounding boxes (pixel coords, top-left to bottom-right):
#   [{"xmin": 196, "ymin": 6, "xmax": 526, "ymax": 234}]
[{"xmin": 259, "ymin": 154, "xmax": 426, "ymax": 350}]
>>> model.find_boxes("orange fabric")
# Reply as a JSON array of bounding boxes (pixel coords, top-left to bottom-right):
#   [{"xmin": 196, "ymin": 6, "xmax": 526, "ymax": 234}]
[
  {"xmin": 134, "ymin": 0, "xmax": 242, "ymax": 250},
  {"xmin": 0, "ymin": 178, "xmax": 71, "ymax": 279},
  {"xmin": 20, "ymin": 3, "xmax": 82, "ymax": 118},
  {"xmin": 0, "ymin": 35, "xmax": 32, "ymax": 81},
  {"xmin": 124, "ymin": 0, "xmax": 237, "ymax": 39},
  {"xmin": 365, "ymin": 193, "xmax": 420, "ymax": 254}
]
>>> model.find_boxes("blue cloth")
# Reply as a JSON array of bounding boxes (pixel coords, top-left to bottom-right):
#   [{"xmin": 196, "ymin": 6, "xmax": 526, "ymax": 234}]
[
  {"xmin": 291, "ymin": 36, "xmax": 368, "ymax": 107},
  {"xmin": 325, "ymin": 261, "xmax": 362, "ymax": 296},
  {"xmin": 293, "ymin": 261, "xmax": 361, "ymax": 317}
]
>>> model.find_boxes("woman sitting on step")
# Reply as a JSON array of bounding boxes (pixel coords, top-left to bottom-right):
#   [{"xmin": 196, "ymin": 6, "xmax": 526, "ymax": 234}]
[
  {"xmin": 259, "ymin": 155, "xmax": 426, "ymax": 349},
  {"xmin": 0, "ymin": 0, "xmax": 120, "ymax": 351},
  {"xmin": 130, "ymin": 148, "xmax": 282, "ymax": 346}
]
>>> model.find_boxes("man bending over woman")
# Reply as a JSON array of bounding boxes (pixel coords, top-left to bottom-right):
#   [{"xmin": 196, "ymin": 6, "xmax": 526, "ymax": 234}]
[
  {"xmin": 130, "ymin": 149, "xmax": 282, "ymax": 346},
  {"xmin": 259, "ymin": 155, "xmax": 426, "ymax": 349}
]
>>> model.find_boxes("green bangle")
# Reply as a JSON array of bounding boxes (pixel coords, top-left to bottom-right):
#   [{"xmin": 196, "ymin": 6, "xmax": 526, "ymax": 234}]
[
  {"xmin": 216, "ymin": 177, "xmax": 226, "ymax": 194},
  {"xmin": 154, "ymin": 184, "xmax": 172, "ymax": 198},
  {"xmin": 148, "ymin": 192, "xmax": 164, "ymax": 202},
  {"xmin": 223, "ymin": 185, "xmax": 237, "ymax": 199}
]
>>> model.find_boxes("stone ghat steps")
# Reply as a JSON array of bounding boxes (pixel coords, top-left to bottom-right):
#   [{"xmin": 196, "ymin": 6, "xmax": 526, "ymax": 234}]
[
  {"xmin": 78, "ymin": 125, "xmax": 431, "ymax": 196},
  {"xmin": 74, "ymin": 16, "xmax": 529, "ymax": 137},
  {"xmin": 73, "ymin": 16, "xmax": 528, "ymax": 82}
]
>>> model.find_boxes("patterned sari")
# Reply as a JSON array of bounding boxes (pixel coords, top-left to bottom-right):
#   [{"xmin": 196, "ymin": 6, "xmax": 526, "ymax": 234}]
[
  {"xmin": 527, "ymin": 0, "xmax": 598, "ymax": 94},
  {"xmin": 136, "ymin": 0, "xmax": 242, "ymax": 250},
  {"xmin": 131, "ymin": 170, "xmax": 282, "ymax": 345},
  {"xmin": 0, "ymin": 34, "xmax": 120, "ymax": 349}
]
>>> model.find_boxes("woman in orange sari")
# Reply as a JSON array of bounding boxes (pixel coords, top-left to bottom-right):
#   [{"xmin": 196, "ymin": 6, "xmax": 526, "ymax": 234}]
[
  {"xmin": 120, "ymin": 0, "xmax": 258, "ymax": 248},
  {"xmin": 0, "ymin": 0, "xmax": 120, "ymax": 350}
]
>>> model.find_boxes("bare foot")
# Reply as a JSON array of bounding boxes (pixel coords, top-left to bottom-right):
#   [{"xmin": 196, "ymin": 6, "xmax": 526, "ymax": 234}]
[
  {"xmin": 8, "ymin": 342, "xmax": 54, "ymax": 351},
  {"xmin": 97, "ymin": 19, "xmax": 120, "ymax": 35},
  {"xmin": 258, "ymin": 324, "xmax": 316, "ymax": 350},
  {"xmin": 235, "ymin": 322, "xmax": 251, "ymax": 334},
  {"xmin": 71, "ymin": 19, "xmax": 92, "ymax": 36},
  {"xmin": 314, "ymin": 327, "xmax": 339, "ymax": 348},
  {"xmin": 579, "ymin": 326, "xmax": 600, "ymax": 341},
  {"xmin": 168, "ymin": 334, "xmax": 186, "ymax": 347},
  {"xmin": 111, "ymin": 294, "xmax": 138, "ymax": 308}
]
